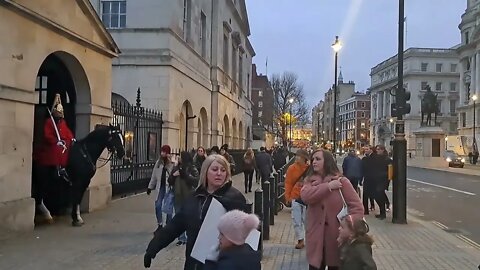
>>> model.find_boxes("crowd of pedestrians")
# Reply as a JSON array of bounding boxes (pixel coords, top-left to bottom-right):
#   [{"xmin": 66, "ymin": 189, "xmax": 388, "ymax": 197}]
[{"xmin": 143, "ymin": 143, "xmax": 383, "ymax": 269}]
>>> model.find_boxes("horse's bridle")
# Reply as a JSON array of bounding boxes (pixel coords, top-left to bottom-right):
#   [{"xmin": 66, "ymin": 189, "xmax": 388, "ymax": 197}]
[{"xmin": 96, "ymin": 129, "xmax": 123, "ymax": 169}]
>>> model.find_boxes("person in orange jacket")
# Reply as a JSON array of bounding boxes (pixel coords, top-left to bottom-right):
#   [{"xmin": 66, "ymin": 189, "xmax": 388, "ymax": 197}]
[{"xmin": 284, "ymin": 149, "xmax": 310, "ymax": 249}]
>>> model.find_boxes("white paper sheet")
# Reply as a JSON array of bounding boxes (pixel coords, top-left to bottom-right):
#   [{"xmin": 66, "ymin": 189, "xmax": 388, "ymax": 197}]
[
  {"xmin": 190, "ymin": 198, "xmax": 226, "ymax": 263},
  {"xmin": 190, "ymin": 198, "xmax": 262, "ymax": 263}
]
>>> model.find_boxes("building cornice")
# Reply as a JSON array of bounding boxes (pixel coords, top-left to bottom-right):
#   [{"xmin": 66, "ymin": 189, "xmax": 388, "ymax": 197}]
[{"xmin": 0, "ymin": 0, "xmax": 119, "ymax": 58}]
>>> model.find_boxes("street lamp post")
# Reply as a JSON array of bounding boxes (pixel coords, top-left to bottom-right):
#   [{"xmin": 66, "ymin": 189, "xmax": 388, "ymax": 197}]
[
  {"xmin": 332, "ymin": 36, "xmax": 342, "ymax": 154},
  {"xmin": 185, "ymin": 110, "xmax": 197, "ymax": 151},
  {"xmin": 289, "ymin": 98, "xmax": 294, "ymax": 150},
  {"xmin": 445, "ymin": 136, "xmax": 448, "ymax": 150},
  {"xmin": 473, "ymin": 94, "xmax": 477, "ymax": 155}
]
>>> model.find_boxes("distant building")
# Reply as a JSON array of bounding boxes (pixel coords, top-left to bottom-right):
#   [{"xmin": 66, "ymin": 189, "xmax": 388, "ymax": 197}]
[
  {"xmin": 90, "ymin": 0, "xmax": 255, "ymax": 149},
  {"xmin": 251, "ymin": 64, "xmax": 274, "ymax": 148},
  {"xmin": 369, "ymin": 48, "xmax": 459, "ymax": 151},
  {"xmin": 457, "ymin": 0, "xmax": 480, "ymax": 153},
  {"xmin": 338, "ymin": 92, "xmax": 371, "ymax": 150},
  {"xmin": 321, "ymin": 71, "xmax": 355, "ymax": 150},
  {"xmin": 312, "ymin": 101, "xmax": 325, "ymax": 143}
]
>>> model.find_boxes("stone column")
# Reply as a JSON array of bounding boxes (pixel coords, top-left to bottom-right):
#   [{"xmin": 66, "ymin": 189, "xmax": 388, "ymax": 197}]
[
  {"xmin": 459, "ymin": 60, "xmax": 465, "ymax": 105},
  {"xmin": 377, "ymin": 91, "xmax": 383, "ymax": 119},
  {"xmin": 384, "ymin": 90, "xmax": 389, "ymax": 117},
  {"xmin": 471, "ymin": 55, "xmax": 476, "ymax": 97},
  {"xmin": 476, "ymin": 52, "xmax": 480, "ymax": 96}
]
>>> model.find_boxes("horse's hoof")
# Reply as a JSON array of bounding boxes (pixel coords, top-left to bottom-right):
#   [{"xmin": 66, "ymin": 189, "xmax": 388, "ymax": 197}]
[{"xmin": 72, "ymin": 221, "xmax": 83, "ymax": 227}]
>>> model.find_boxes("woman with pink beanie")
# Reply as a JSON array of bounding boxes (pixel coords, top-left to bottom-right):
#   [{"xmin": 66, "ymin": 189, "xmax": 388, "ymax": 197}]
[{"xmin": 204, "ymin": 210, "xmax": 261, "ymax": 270}]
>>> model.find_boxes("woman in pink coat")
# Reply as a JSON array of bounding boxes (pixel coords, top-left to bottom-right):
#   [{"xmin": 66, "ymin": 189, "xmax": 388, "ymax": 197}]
[{"xmin": 301, "ymin": 149, "xmax": 364, "ymax": 270}]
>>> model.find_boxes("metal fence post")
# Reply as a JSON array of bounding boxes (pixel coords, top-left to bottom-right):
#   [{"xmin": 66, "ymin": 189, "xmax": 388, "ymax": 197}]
[
  {"xmin": 269, "ymin": 175, "xmax": 276, "ymax": 225},
  {"xmin": 254, "ymin": 188, "xmax": 263, "ymax": 255},
  {"xmin": 262, "ymin": 180, "xmax": 270, "ymax": 240},
  {"xmin": 246, "ymin": 199, "xmax": 253, "ymax": 214}
]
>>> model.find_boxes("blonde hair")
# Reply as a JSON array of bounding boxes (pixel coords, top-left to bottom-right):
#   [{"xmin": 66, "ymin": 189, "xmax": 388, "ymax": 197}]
[
  {"xmin": 244, "ymin": 148, "xmax": 254, "ymax": 159},
  {"xmin": 198, "ymin": 154, "xmax": 231, "ymax": 188}
]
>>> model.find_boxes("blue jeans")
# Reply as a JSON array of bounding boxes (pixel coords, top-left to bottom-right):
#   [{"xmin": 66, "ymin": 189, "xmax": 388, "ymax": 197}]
[{"xmin": 155, "ymin": 187, "xmax": 172, "ymax": 226}]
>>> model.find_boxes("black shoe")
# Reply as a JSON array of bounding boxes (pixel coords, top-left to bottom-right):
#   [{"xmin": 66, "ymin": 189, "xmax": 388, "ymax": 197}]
[
  {"xmin": 249, "ymin": 189, "xmax": 252, "ymax": 192},
  {"xmin": 375, "ymin": 214, "xmax": 386, "ymax": 220},
  {"xmin": 176, "ymin": 241, "xmax": 185, "ymax": 246}
]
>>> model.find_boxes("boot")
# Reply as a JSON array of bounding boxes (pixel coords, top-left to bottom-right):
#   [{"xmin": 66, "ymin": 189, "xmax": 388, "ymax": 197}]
[{"xmin": 295, "ymin": 239, "xmax": 305, "ymax": 249}]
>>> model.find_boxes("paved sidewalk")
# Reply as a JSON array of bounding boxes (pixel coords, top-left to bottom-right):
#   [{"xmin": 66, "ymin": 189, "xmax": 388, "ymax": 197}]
[{"xmin": 1, "ymin": 173, "xmax": 479, "ymax": 269}]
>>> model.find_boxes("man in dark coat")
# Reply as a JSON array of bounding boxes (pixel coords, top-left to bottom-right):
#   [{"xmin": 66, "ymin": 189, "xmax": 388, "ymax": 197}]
[
  {"xmin": 361, "ymin": 146, "xmax": 375, "ymax": 215},
  {"xmin": 255, "ymin": 147, "xmax": 273, "ymax": 183},
  {"xmin": 342, "ymin": 150, "xmax": 363, "ymax": 191},
  {"xmin": 273, "ymin": 147, "xmax": 288, "ymax": 171}
]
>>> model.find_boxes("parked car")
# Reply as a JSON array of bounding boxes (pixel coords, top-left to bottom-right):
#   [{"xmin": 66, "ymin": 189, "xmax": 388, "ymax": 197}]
[{"xmin": 443, "ymin": 150, "xmax": 465, "ymax": 168}]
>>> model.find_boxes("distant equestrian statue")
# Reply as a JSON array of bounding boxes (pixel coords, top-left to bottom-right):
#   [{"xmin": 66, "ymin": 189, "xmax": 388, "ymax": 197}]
[{"xmin": 421, "ymin": 84, "xmax": 439, "ymax": 126}]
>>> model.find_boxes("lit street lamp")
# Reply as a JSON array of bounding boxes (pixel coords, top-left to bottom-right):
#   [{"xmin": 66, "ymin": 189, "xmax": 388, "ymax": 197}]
[
  {"xmin": 444, "ymin": 136, "xmax": 448, "ymax": 150},
  {"xmin": 473, "ymin": 94, "xmax": 478, "ymax": 155},
  {"xmin": 332, "ymin": 35, "xmax": 342, "ymax": 154}
]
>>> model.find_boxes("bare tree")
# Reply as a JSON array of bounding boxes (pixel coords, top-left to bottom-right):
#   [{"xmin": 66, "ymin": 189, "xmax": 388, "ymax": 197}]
[{"xmin": 270, "ymin": 72, "xmax": 310, "ymax": 146}]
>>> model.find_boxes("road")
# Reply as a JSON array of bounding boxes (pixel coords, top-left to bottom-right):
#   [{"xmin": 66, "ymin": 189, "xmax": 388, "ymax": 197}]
[{"xmin": 405, "ymin": 167, "xmax": 480, "ymax": 244}]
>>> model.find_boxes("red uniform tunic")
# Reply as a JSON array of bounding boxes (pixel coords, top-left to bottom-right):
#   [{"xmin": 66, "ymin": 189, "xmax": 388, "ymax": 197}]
[{"xmin": 34, "ymin": 118, "xmax": 74, "ymax": 167}]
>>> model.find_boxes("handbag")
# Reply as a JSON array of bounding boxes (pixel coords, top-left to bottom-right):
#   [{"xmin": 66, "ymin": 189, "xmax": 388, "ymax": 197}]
[{"xmin": 337, "ymin": 188, "xmax": 349, "ymax": 222}]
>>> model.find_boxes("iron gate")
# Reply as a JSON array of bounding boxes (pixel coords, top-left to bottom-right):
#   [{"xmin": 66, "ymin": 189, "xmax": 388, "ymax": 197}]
[{"xmin": 110, "ymin": 89, "xmax": 163, "ymax": 197}]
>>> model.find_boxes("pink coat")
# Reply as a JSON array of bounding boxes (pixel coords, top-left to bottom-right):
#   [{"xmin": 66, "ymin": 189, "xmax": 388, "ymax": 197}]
[{"xmin": 300, "ymin": 174, "xmax": 364, "ymax": 268}]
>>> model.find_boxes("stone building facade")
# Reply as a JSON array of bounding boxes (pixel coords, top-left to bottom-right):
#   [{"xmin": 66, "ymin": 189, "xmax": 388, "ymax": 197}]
[
  {"xmin": 0, "ymin": 0, "xmax": 119, "ymax": 232},
  {"xmin": 338, "ymin": 92, "xmax": 371, "ymax": 150},
  {"xmin": 90, "ymin": 0, "xmax": 255, "ymax": 150},
  {"xmin": 312, "ymin": 101, "xmax": 324, "ymax": 143},
  {"xmin": 369, "ymin": 48, "xmax": 459, "ymax": 151},
  {"xmin": 251, "ymin": 64, "xmax": 275, "ymax": 147}
]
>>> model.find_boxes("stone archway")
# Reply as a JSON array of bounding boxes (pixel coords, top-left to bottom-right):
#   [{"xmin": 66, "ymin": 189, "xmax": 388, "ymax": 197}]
[
  {"xmin": 223, "ymin": 115, "xmax": 230, "ymax": 146},
  {"xmin": 181, "ymin": 100, "xmax": 194, "ymax": 150},
  {"xmin": 239, "ymin": 121, "xmax": 244, "ymax": 149},
  {"xmin": 232, "ymin": 118, "xmax": 237, "ymax": 149},
  {"xmin": 197, "ymin": 118, "xmax": 202, "ymax": 148},
  {"xmin": 199, "ymin": 108, "xmax": 209, "ymax": 147},
  {"xmin": 32, "ymin": 51, "xmax": 91, "ymax": 214}
]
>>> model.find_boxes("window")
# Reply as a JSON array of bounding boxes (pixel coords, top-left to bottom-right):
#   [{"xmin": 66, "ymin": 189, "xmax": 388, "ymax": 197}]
[
  {"xmin": 361, "ymin": 122, "xmax": 366, "ymax": 128},
  {"xmin": 200, "ymin": 12, "xmax": 207, "ymax": 57},
  {"xmin": 450, "ymin": 64, "xmax": 457, "ymax": 72},
  {"xmin": 421, "ymin": 63, "xmax": 428, "ymax": 72},
  {"xmin": 450, "ymin": 82, "xmax": 457, "ymax": 92},
  {"xmin": 361, "ymin": 112, "xmax": 365, "ymax": 118},
  {"xmin": 258, "ymin": 101, "xmax": 263, "ymax": 108},
  {"xmin": 461, "ymin": 112, "xmax": 466, "ymax": 127},
  {"xmin": 231, "ymin": 44, "xmax": 237, "ymax": 86},
  {"xmin": 258, "ymin": 111, "xmax": 263, "ymax": 118},
  {"xmin": 436, "ymin": 82, "xmax": 442, "ymax": 91},
  {"xmin": 35, "ymin": 76, "xmax": 48, "ymax": 104},
  {"xmin": 101, "ymin": 1, "xmax": 126, "ymax": 29},
  {"xmin": 450, "ymin": 100, "xmax": 457, "ymax": 115},
  {"xmin": 436, "ymin": 101, "xmax": 442, "ymax": 114},
  {"xmin": 450, "ymin": 122, "xmax": 457, "ymax": 132},
  {"xmin": 223, "ymin": 34, "xmax": 229, "ymax": 74},
  {"xmin": 436, "ymin": 63, "xmax": 443, "ymax": 72},
  {"xmin": 258, "ymin": 90, "xmax": 263, "ymax": 97},
  {"xmin": 421, "ymin": 81, "xmax": 428, "ymax": 90},
  {"xmin": 361, "ymin": 102, "xmax": 366, "ymax": 108},
  {"xmin": 238, "ymin": 52, "xmax": 243, "ymax": 90},
  {"xmin": 183, "ymin": 0, "xmax": 192, "ymax": 40},
  {"xmin": 247, "ymin": 74, "xmax": 250, "ymax": 98},
  {"xmin": 465, "ymin": 31, "xmax": 470, "ymax": 45}
]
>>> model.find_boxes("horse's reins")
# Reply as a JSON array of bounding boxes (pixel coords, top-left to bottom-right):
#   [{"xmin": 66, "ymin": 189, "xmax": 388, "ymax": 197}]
[{"xmin": 79, "ymin": 142, "xmax": 115, "ymax": 171}]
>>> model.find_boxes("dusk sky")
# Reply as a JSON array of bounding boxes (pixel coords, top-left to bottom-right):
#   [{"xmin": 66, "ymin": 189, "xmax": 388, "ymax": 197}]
[{"xmin": 246, "ymin": 0, "xmax": 466, "ymax": 109}]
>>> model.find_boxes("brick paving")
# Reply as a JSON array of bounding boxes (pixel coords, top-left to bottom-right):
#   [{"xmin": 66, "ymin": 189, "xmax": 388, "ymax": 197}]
[{"xmin": 0, "ymin": 173, "xmax": 479, "ymax": 269}]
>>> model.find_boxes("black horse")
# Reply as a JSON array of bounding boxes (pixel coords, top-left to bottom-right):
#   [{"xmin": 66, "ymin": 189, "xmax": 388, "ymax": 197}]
[{"xmin": 33, "ymin": 124, "xmax": 125, "ymax": 226}]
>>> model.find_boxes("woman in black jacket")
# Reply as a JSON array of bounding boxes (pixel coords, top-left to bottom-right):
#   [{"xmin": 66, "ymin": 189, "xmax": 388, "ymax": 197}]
[
  {"xmin": 371, "ymin": 145, "xmax": 392, "ymax": 220},
  {"xmin": 144, "ymin": 154, "xmax": 247, "ymax": 270}
]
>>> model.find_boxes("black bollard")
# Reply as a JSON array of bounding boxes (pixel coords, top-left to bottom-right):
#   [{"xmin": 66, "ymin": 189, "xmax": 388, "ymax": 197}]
[
  {"xmin": 274, "ymin": 170, "xmax": 281, "ymax": 215},
  {"xmin": 269, "ymin": 175, "xmax": 276, "ymax": 225},
  {"xmin": 245, "ymin": 200, "xmax": 253, "ymax": 214},
  {"xmin": 262, "ymin": 180, "xmax": 270, "ymax": 240},
  {"xmin": 254, "ymin": 188, "xmax": 263, "ymax": 255}
]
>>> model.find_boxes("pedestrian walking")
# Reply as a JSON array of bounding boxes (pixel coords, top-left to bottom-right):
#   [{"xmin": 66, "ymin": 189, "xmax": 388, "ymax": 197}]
[
  {"xmin": 144, "ymin": 154, "xmax": 247, "ymax": 270},
  {"xmin": 342, "ymin": 150, "xmax": 363, "ymax": 191},
  {"xmin": 193, "ymin": 146, "xmax": 207, "ymax": 172},
  {"xmin": 361, "ymin": 146, "xmax": 376, "ymax": 215},
  {"xmin": 273, "ymin": 146, "xmax": 288, "ymax": 171},
  {"xmin": 147, "ymin": 145, "xmax": 175, "ymax": 229},
  {"xmin": 220, "ymin": 144, "xmax": 235, "ymax": 174},
  {"xmin": 255, "ymin": 146, "xmax": 273, "ymax": 183},
  {"xmin": 337, "ymin": 215, "xmax": 377, "ymax": 270},
  {"xmin": 168, "ymin": 151, "xmax": 199, "ymax": 245},
  {"xmin": 371, "ymin": 145, "xmax": 392, "ymax": 220},
  {"xmin": 300, "ymin": 149, "xmax": 364, "ymax": 270},
  {"xmin": 284, "ymin": 149, "xmax": 310, "ymax": 249},
  {"xmin": 210, "ymin": 146, "xmax": 220, "ymax": 155},
  {"xmin": 242, "ymin": 148, "xmax": 256, "ymax": 193},
  {"xmin": 204, "ymin": 210, "xmax": 261, "ymax": 270}
]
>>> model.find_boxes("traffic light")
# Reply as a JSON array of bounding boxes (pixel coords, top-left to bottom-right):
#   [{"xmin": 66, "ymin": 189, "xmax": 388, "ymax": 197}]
[
  {"xmin": 396, "ymin": 86, "xmax": 411, "ymax": 115},
  {"xmin": 391, "ymin": 103, "xmax": 400, "ymax": 117}
]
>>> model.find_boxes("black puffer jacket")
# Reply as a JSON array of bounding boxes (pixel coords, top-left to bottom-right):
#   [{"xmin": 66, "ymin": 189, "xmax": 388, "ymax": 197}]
[
  {"xmin": 145, "ymin": 181, "xmax": 247, "ymax": 270},
  {"xmin": 204, "ymin": 244, "xmax": 261, "ymax": 270}
]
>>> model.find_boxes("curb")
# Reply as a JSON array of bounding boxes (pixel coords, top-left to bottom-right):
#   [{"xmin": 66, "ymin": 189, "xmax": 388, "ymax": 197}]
[{"xmin": 408, "ymin": 164, "xmax": 480, "ymax": 177}]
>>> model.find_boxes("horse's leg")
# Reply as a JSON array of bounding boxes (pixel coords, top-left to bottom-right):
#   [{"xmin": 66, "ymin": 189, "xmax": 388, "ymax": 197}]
[
  {"xmin": 71, "ymin": 179, "xmax": 89, "ymax": 227},
  {"xmin": 33, "ymin": 165, "xmax": 54, "ymax": 224}
]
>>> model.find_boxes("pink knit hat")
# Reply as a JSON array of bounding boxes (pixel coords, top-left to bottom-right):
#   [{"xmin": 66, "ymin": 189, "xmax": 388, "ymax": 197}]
[{"xmin": 217, "ymin": 210, "xmax": 260, "ymax": 246}]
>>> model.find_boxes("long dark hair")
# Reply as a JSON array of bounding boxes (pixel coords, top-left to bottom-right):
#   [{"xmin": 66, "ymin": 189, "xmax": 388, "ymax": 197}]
[{"xmin": 308, "ymin": 149, "xmax": 340, "ymax": 178}]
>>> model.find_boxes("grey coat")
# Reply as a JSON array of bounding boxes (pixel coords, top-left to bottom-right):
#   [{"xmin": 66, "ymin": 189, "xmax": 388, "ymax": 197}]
[{"xmin": 148, "ymin": 159, "xmax": 174, "ymax": 191}]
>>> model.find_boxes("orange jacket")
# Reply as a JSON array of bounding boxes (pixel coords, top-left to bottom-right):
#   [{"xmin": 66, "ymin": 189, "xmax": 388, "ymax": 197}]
[{"xmin": 284, "ymin": 162, "xmax": 309, "ymax": 202}]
